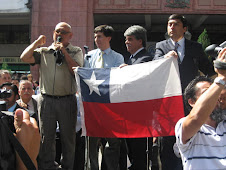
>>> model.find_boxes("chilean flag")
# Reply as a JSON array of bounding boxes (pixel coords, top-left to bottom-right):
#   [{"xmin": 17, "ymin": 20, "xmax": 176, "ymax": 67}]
[{"xmin": 74, "ymin": 57, "xmax": 184, "ymax": 138}]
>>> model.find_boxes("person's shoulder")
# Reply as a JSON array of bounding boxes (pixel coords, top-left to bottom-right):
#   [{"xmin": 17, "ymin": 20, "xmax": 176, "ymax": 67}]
[
  {"xmin": 34, "ymin": 47, "xmax": 49, "ymax": 53},
  {"xmin": 185, "ymin": 39, "xmax": 202, "ymax": 48},
  {"xmin": 218, "ymin": 120, "xmax": 226, "ymax": 129},
  {"xmin": 175, "ymin": 117, "xmax": 186, "ymax": 132},
  {"xmin": 67, "ymin": 44, "xmax": 82, "ymax": 53},
  {"xmin": 88, "ymin": 49, "xmax": 99, "ymax": 55},
  {"xmin": 141, "ymin": 55, "xmax": 153, "ymax": 62},
  {"xmin": 110, "ymin": 49, "xmax": 123, "ymax": 57},
  {"xmin": 156, "ymin": 39, "xmax": 168, "ymax": 45},
  {"xmin": 32, "ymin": 95, "xmax": 38, "ymax": 101},
  {"xmin": 86, "ymin": 49, "xmax": 99, "ymax": 59}
]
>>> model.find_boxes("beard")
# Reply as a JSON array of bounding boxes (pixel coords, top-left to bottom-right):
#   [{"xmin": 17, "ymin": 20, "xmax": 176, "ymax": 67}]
[{"xmin": 210, "ymin": 107, "xmax": 226, "ymax": 124}]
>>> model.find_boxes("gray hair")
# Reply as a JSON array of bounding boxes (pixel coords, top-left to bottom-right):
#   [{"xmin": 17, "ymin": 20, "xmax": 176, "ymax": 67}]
[
  {"xmin": 19, "ymin": 80, "xmax": 33, "ymax": 90},
  {"xmin": 124, "ymin": 25, "xmax": 147, "ymax": 47},
  {"xmin": 0, "ymin": 70, "xmax": 10, "ymax": 77}
]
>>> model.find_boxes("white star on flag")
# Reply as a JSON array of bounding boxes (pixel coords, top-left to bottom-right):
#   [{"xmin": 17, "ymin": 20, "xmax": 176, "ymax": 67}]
[{"xmin": 83, "ymin": 71, "xmax": 105, "ymax": 96}]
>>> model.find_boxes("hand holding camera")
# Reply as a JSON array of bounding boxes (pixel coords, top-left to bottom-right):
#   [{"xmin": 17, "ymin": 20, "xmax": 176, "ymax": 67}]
[
  {"xmin": 214, "ymin": 47, "xmax": 226, "ymax": 77},
  {"xmin": 205, "ymin": 41, "xmax": 226, "ymax": 70}
]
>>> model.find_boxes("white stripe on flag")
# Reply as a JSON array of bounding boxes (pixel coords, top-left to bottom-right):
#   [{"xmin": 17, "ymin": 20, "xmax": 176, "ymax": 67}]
[{"xmin": 109, "ymin": 57, "xmax": 182, "ymax": 103}]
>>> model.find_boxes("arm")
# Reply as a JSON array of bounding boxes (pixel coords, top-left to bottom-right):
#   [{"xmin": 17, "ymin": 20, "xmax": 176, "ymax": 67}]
[
  {"xmin": 20, "ymin": 35, "xmax": 46, "ymax": 63},
  {"xmin": 153, "ymin": 42, "xmax": 165, "ymax": 60},
  {"xmin": 114, "ymin": 54, "xmax": 125, "ymax": 67},
  {"xmin": 154, "ymin": 42, "xmax": 178, "ymax": 60},
  {"xmin": 181, "ymin": 48, "xmax": 226, "ymax": 144},
  {"xmin": 14, "ymin": 109, "xmax": 40, "ymax": 170}
]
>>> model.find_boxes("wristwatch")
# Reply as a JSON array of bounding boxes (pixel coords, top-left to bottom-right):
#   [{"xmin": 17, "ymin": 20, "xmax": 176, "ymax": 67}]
[{"xmin": 214, "ymin": 77, "xmax": 226, "ymax": 86}]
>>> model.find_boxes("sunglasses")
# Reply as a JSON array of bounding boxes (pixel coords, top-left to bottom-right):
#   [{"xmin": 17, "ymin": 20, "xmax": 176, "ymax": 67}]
[{"xmin": 55, "ymin": 29, "xmax": 70, "ymax": 35}]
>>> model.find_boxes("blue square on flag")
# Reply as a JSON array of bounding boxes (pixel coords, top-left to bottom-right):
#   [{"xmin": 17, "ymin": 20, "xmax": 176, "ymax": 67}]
[{"xmin": 77, "ymin": 68, "xmax": 110, "ymax": 103}]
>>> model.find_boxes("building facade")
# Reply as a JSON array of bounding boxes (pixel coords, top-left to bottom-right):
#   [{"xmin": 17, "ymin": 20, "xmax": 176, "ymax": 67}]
[{"xmin": 1, "ymin": 0, "xmax": 226, "ymax": 80}]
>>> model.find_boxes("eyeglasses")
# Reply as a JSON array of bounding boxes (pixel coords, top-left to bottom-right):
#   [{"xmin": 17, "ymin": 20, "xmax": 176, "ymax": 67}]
[{"xmin": 55, "ymin": 29, "xmax": 70, "ymax": 35}]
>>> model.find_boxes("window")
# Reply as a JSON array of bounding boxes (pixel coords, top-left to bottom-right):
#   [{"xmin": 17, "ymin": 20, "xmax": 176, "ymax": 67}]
[{"xmin": 0, "ymin": 25, "xmax": 29, "ymax": 44}]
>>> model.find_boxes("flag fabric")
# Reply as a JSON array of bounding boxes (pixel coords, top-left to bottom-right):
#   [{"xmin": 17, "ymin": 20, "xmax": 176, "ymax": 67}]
[{"xmin": 74, "ymin": 57, "xmax": 184, "ymax": 138}]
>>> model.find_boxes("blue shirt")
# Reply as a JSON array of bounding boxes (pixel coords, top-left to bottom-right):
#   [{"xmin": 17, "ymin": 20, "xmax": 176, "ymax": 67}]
[
  {"xmin": 8, "ymin": 103, "xmax": 17, "ymax": 112},
  {"xmin": 170, "ymin": 37, "xmax": 185, "ymax": 62},
  {"xmin": 84, "ymin": 48, "xmax": 124, "ymax": 68}
]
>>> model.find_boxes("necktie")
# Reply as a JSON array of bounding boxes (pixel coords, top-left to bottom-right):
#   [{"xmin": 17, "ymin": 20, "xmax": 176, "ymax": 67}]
[
  {"xmin": 95, "ymin": 51, "xmax": 104, "ymax": 68},
  {"xmin": 175, "ymin": 42, "xmax": 181, "ymax": 64},
  {"xmin": 127, "ymin": 55, "xmax": 133, "ymax": 65}
]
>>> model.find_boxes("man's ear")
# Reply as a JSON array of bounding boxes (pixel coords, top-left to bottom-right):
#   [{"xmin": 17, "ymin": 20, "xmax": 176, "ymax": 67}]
[
  {"xmin": 107, "ymin": 36, "xmax": 112, "ymax": 42},
  {"xmin": 188, "ymin": 98, "xmax": 196, "ymax": 108},
  {"xmin": 69, "ymin": 32, "xmax": 73, "ymax": 39}
]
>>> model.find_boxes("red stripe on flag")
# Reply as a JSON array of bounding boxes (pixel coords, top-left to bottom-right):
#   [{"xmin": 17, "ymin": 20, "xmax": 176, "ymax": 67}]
[{"xmin": 83, "ymin": 95, "xmax": 184, "ymax": 138}]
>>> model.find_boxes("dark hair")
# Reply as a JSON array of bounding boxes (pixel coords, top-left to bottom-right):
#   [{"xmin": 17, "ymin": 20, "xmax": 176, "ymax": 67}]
[
  {"xmin": 184, "ymin": 76, "xmax": 213, "ymax": 112},
  {"xmin": 124, "ymin": 25, "xmax": 147, "ymax": 47},
  {"xmin": 94, "ymin": 25, "xmax": 114, "ymax": 37},
  {"xmin": 11, "ymin": 76, "xmax": 20, "ymax": 82},
  {"xmin": 168, "ymin": 14, "xmax": 188, "ymax": 28},
  {"xmin": 20, "ymin": 75, "xmax": 28, "ymax": 80},
  {"xmin": 0, "ymin": 82, "xmax": 19, "ymax": 97},
  {"xmin": 34, "ymin": 81, "xmax": 39, "ymax": 86}
]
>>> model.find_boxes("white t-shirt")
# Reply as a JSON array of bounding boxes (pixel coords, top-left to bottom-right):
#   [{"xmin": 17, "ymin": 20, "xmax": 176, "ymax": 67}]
[{"xmin": 175, "ymin": 117, "xmax": 226, "ymax": 170}]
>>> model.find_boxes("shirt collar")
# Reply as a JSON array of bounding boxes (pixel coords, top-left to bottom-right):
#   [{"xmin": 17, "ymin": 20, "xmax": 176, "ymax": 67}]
[
  {"xmin": 170, "ymin": 37, "xmax": 185, "ymax": 47},
  {"xmin": 131, "ymin": 47, "xmax": 144, "ymax": 57},
  {"xmin": 100, "ymin": 47, "xmax": 111, "ymax": 55},
  {"xmin": 8, "ymin": 103, "xmax": 17, "ymax": 112}
]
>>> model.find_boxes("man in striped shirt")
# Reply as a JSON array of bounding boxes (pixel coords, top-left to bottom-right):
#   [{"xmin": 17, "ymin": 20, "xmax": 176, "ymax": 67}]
[{"xmin": 175, "ymin": 48, "xmax": 226, "ymax": 169}]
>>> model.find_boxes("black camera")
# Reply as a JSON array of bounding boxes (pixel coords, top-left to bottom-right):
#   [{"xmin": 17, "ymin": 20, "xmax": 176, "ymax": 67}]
[
  {"xmin": 0, "ymin": 88, "xmax": 13, "ymax": 131},
  {"xmin": 205, "ymin": 41, "xmax": 226, "ymax": 59},
  {"xmin": 205, "ymin": 41, "xmax": 226, "ymax": 69},
  {"xmin": 0, "ymin": 89, "xmax": 16, "ymax": 169},
  {"xmin": 0, "ymin": 88, "xmax": 12, "ymax": 99}
]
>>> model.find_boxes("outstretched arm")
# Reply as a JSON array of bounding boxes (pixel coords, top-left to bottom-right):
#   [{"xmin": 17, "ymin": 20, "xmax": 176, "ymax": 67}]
[{"xmin": 181, "ymin": 48, "xmax": 226, "ymax": 144}]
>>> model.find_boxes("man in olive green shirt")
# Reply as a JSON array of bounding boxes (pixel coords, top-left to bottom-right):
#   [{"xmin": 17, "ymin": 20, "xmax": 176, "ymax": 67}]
[{"xmin": 20, "ymin": 22, "xmax": 83, "ymax": 170}]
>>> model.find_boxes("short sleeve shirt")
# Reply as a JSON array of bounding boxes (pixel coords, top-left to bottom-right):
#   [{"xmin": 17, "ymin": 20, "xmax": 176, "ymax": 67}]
[
  {"xmin": 33, "ymin": 43, "xmax": 83, "ymax": 96},
  {"xmin": 175, "ymin": 117, "xmax": 226, "ymax": 170}
]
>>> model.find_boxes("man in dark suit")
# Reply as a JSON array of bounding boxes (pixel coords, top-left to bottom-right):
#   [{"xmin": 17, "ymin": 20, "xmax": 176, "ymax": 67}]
[
  {"xmin": 123, "ymin": 25, "xmax": 152, "ymax": 65},
  {"xmin": 154, "ymin": 14, "xmax": 215, "ymax": 91},
  {"xmin": 120, "ymin": 25, "xmax": 153, "ymax": 170},
  {"xmin": 154, "ymin": 14, "xmax": 215, "ymax": 170}
]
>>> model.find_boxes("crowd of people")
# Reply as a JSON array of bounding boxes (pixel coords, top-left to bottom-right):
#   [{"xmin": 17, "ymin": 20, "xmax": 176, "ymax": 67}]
[{"xmin": 0, "ymin": 13, "xmax": 226, "ymax": 170}]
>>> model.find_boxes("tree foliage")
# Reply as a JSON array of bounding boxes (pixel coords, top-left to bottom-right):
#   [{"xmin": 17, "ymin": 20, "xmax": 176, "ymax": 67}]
[
  {"xmin": 1, "ymin": 62, "xmax": 11, "ymax": 72},
  {"xmin": 197, "ymin": 28, "xmax": 211, "ymax": 50}
]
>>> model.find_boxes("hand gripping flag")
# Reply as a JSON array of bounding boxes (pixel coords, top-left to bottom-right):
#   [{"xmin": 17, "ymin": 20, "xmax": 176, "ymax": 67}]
[{"xmin": 74, "ymin": 57, "xmax": 184, "ymax": 138}]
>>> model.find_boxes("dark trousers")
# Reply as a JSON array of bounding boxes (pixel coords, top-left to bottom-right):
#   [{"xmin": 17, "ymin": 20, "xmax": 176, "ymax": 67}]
[
  {"xmin": 74, "ymin": 129, "xmax": 85, "ymax": 170},
  {"xmin": 126, "ymin": 137, "xmax": 152, "ymax": 170},
  {"xmin": 56, "ymin": 129, "xmax": 85, "ymax": 170},
  {"xmin": 160, "ymin": 136, "xmax": 182, "ymax": 170}
]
